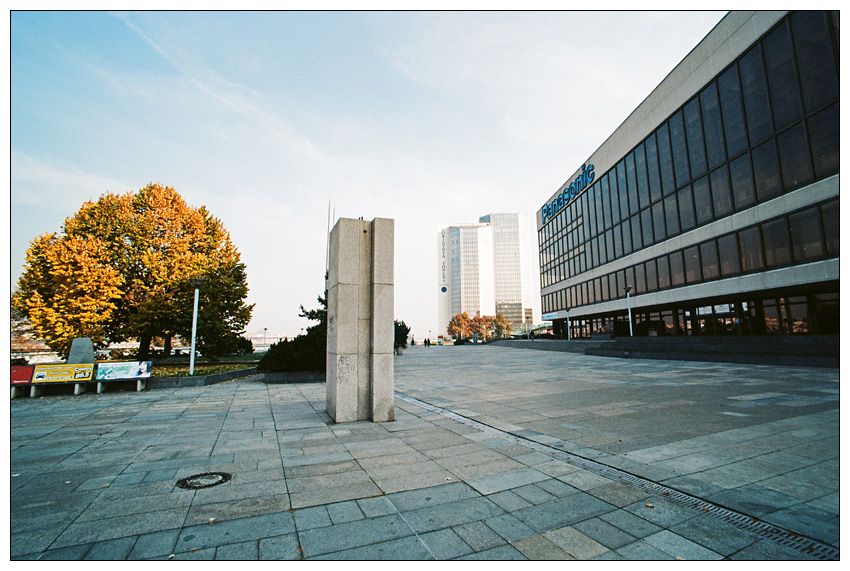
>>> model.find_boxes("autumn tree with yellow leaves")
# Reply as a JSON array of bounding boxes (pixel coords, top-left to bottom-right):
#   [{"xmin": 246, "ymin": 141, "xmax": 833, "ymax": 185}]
[{"xmin": 13, "ymin": 183, "xmax": 253, "ymax": 359}]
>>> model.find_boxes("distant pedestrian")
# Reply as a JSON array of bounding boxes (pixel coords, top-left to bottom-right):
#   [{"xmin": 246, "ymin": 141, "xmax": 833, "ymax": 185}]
[{"xmin": 411, "ymin": 335, "xmax": 415, "ymax": 346}]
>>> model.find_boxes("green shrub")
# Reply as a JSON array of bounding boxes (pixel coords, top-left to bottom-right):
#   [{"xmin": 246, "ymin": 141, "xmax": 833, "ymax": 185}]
[{"xmin": 257, "ymin": 334, "xmax": 324, "ymax": 372}]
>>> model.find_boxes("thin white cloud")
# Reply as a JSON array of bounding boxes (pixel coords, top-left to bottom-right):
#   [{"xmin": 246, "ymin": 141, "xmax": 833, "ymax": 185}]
[
  {"xmin": 112, "ymin": 11, "xmax": 325, "ymax": 164},
  {"xmin": 11, "ymin": 151, "xmax": 132, "ymax": 212}
]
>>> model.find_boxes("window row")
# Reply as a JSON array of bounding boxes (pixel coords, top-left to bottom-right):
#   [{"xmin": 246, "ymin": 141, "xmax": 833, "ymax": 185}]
[
  {"xmin": 539, "ymin": 11, "xmax": 839, "ymax": 290},
  {"xmin": 541, "ymin": 198, "xmax": 839, "ymax": 314}
]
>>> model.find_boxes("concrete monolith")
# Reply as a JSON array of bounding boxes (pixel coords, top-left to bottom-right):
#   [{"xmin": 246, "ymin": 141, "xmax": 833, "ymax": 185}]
[{"xmin": 326, "ymin": 217, "xmax": 394, "ymax": 423}]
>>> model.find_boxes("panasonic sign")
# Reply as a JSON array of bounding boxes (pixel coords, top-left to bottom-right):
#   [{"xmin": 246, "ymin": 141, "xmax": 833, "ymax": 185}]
[{"xmin": 541, "ymin": 163, "xmax": 594, "ymax": 223}]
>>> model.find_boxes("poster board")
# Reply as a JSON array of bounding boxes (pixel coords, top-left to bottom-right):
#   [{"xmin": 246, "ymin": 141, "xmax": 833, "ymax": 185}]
[
  {"xmin": 32, "ymin": 364, "xmax": 94, "ymax": 383},
  {"xmin": 95, "ymin": 361, "xmax": 152, "ymax": 381}
]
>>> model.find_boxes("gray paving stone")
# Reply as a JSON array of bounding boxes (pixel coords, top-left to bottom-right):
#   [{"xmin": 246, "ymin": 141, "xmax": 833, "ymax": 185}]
[
  {"xmin": 513, "ymin": 492, "xmax": 615, "ymax": 533},
  {"xmin": 310, "ymin": 535, "xmax": 432, "ymax": 560},
  {"xmin": 668, "ymin": 514, "xmax": 760, "ymax": 557},
  {"xmin": 215, "ymin": 539, "xmax": 259, "ymax": 560},
  {"xmin": 298, "ymin": 513, "xmax": 414, "ymax": 558},
  {"xmin": 401, "ymin": 496, "xmax": 505, "ymax": 533},
  {"xmin": 457, "ymin": 543, "xmax": 527, "ymax": 560},
  {"xmin": 357, "ymin": 495, "xmax": 398, "ymax": 518},
  {"xmin": 175, "ymin": 511, "xmax": 295, "ymax": 553},
  {"xmin": 644, "ymin": 530, "xmax": 724, "ymax": 560},
  {"xmin": 572, "ymin": 517, "xmax": 637, "ymax": 550},
  {"xmin": 327, "ymin": 500, "xmax": 365, "ymax": 524},
  {"xmin": 483, "ymin": 513, "xmax": 538, "ymax": 543},
  {"xmin": 294, "ymin": 505, "xmax": 331, "ymax": 530},
  {"xmin": 419, "ymin": 528, "xmax": 475, "ymax": 560},
  {"xmin": 511, "ymin": 483, "xmax": 558, "ymax": 505},
  {"xmin": 452, "ymin": 520, "xmax": 508, "ymax": 552},
  {"xmin": 258, "ymin": 533, "xmax": 302, "ymax": 560},
  {"xmin": 128, "ymin": 528, "xmax": 181, "ymax": 560},
  {"xmin": 84, "ymin": 536, "xmax": 138, "ymax": 560},
  {"xmin": 598, "ymin": 509, "xmax": 663, "ymax": 539},
  {"xmin": 385, "ymin": 481, "xmax": 478, "ymax": 512},
  {"xmin": 487, "ymin": 488, "xmax": 534, "ymax": 513}
]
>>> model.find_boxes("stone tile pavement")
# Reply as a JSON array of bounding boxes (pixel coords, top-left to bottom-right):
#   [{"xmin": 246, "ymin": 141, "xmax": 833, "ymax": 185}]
[{"xmin": 9, "ymin": 344, "xmax": 840, "ymax": 560}]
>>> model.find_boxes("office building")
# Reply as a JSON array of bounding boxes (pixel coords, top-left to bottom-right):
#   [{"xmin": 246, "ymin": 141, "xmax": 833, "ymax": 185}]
[
  {"xmin": 438, "ymin": 213, "xmax": 539, "ymax": 335},
  {"xmin": 537, "ymin": 11, "xmax": 838, "ymax": 338}
]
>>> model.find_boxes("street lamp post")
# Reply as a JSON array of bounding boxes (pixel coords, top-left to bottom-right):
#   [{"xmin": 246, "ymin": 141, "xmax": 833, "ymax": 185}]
[
  {"xmin": 624, "ymin": 285, "xmax": 633, "ymax": 337},
  {"xmin": 263, "ymin": 327, "xmax": 267, "ymax": 351},
  {"xmin": 567, "ymin": 310, "xmax": 571, "ymax": 341},
  {"xmin": 189, "ymin": 278, "xmax": 207, "ymax": 375}
]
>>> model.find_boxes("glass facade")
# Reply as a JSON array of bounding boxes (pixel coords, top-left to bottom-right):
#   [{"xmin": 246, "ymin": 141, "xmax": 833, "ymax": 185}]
[{"xmin": 538, "ymin": 11, "xmax": 839, "ymax": 337}]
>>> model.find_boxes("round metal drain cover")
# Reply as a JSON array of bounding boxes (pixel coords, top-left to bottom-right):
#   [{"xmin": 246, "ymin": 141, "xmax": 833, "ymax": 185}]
[{"xmin": 175, "ymin": 472, "xmax": 232, "ymax": 490}]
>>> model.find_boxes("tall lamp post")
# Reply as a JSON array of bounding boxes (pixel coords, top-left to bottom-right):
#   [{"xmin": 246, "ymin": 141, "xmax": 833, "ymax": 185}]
[
  {"xmin": 624, "ymin": 285, "xmax": 633, "ymax": 337},
  {"xmin": 263, "ymin": 327, "xmax": 268, "ymax": 351},
  {"xmin": 189, "ymin": 278, "xmax": 207, "ymax": 375}
]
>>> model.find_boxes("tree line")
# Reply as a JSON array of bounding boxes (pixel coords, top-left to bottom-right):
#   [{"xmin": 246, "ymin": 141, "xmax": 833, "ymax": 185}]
[{"xmin": 446, "ymin": 312, "xmax": 513, "ymax": 341}]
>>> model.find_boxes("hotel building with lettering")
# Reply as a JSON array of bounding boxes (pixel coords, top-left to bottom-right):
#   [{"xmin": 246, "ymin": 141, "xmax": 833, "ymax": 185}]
[
  {"xmin": 537, "ymin": 11, "xmax": 838, "ymax": 338},
  {"xmin": 438, "ymin": 213, "xmax": 540, "ymax": 335}
]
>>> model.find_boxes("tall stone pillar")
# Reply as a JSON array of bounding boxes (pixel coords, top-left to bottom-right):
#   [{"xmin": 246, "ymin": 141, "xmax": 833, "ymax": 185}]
[{"xmin": 326, "ymin": 217, "xmax": 395, "ymax": 423}]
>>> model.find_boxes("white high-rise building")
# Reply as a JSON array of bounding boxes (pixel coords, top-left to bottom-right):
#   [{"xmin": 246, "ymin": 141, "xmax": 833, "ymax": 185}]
[{"xmin": 437, "ymin": 213, "xmax": 540, "ymax": 336}]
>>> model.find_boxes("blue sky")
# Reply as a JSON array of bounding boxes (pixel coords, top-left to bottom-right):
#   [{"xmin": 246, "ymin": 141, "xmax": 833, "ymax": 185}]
[{"xmin": 10, "ymin": 10, "xmax": 726, "ymax": 342}]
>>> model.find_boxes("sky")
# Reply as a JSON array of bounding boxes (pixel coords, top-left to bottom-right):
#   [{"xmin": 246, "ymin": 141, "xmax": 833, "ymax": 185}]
[{"xmin": 10, "ymin": 9, "xmax": 727, "ymax": 343}]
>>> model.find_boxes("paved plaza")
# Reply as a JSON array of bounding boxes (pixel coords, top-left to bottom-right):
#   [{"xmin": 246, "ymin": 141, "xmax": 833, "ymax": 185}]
[{"xmin": 10, "ymin": 344, "xmax": 840, "ymax": 560}]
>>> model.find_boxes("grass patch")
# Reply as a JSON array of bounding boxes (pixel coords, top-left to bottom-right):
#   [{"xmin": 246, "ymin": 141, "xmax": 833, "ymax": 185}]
[{"xmin": 151, "ymin": 363, "xmax": 255, "ymax": 378}]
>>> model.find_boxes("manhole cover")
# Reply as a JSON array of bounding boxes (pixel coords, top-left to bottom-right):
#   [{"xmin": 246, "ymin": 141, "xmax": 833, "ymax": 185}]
[{"xmin": 175, "ymin": 472, "xmax": 232, "ymax": 490}]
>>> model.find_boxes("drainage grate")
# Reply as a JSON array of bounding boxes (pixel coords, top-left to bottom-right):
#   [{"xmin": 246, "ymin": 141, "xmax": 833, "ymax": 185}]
[
  {"xmin": 396, "ymin": 392, "xmax": 839, "ymax": 561},
  {"xmin": 175, "ymin": 472, "xmax": 232, "ymax": 490}
]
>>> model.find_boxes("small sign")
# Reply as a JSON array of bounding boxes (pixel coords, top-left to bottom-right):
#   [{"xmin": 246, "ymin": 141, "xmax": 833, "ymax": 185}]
[
  {"xmin": 11, "ymin": 366, "xmax": 34, "ymax": 385},
  {"xmin": 95, "ymin": 361, "xmax": 152, "ymax": 381},
  {"xmin": 32, "ymin": 364, "xmax": 94, "ymax": 383}
]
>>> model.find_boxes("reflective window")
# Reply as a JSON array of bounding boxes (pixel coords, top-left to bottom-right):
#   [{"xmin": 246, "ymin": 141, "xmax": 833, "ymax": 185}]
[
  {"xmin": 656, "ymin": 255, "xmax": 670, "ymax": 289},
  {"xmin": 776, "ymin": 123, "xmax": 813, "ymax": 191},
  {"xmin": 739, "ymin": 226, "xmax": 765, "ymax": 272},
  {"xmin": 788, "ymin": 206, "xmax": 823, "ymax": 262},
  {"xmin": 808, "ymin": 103, "xmax": 839, "ymax": 179},
  {"xmin": 634, "ymin": 262, "xmax": 646, "ymax": 294},
  {"xmin": 630, "ymin": 214, "xmax": 643, "ymax": 251},
  {"xmin": 652, "ymin": 201, "xmax": 667, "ymax": 242},
  {"xmin": 664, "ymin": 193, "xmax": 680, "ymax": 236},
  {"xmin": 645, "ymin": 259, "xmax": 658, "ymax": 292},
  {"xmin": 645, "ymin": 132, "xmax": 662, "ymax": 203},
  {"xmin": 792, "ymin": 11, "xmax": 839, "ymax": 114},
  {"xmin": 622, "ymin": 219, "xmax": 633, "ymax": 256},
  {"xmin": 700, "ymin": 82, "xmax": 726, "ymax": 169},
  {"xmin": 751, "ymin": 139, "xmax": 782, "ymax": 202},
  {"xmin": 700, "ymin": 240, "xmax": 720, "ymax": 280},
  {"xmin": 635, "ymin": 143, "xmax": 650, "ymax": 210},
  {"xmin": 677, "ymin": 184, "xmax": 696, "ymax": 232},
  {"xmin": 691, "ymin": 176, "xmax": 712, "ymax": 226},
  {"xmin": 613, "ymin": 225, "xmax": 623, "ymax": 259},
  {"xmin": 729, "ymin": 154, "xmax": 756, "ymax": 210},
  {"xmin": 684, "ymin": 98, "xmax": 707, "ymax": 177},
  {"xmin": 718, "ymin": 64, "xmax": 749, "ymax": 158},
  {"xmin": 640, "ymin": 208, "xmax": 654, "ymax": 247},
  {"xmin": 739, "ymin": 44, "xmax": 772, "ymax": 144},
  {"xmin": 683, "ymin": 246, "xmax": 701, "ymax": 284},
  {"xmin": 762, "ymin": 217, "xmax": 792, "ymax": 268},
  {"xmin": 609, "ymin": 171, "xmax": 622, "ymax": 225},
  {"xmin": 656, "ymin": 122, "xmax": 676, "ymax": 195},
  {"xmin": 669, "ymin": 111, "xmax": 690, "ymax": 188},
  {"xmin": 718, "ymin": 233, "xmax": 741, "ymax": 276},
  {"xmin": 821, "ymin": 200, "xmax": 839, "ymax": 257},
  {"xmin": 709, "ymin": 165, "xmax": 734, "ymax": 218},
  {"xmin": 670, "ymin": 251, "xmax": 685, "ymax": 287},
  {"xmin": 616, "ymin": 161, "xmax": 629, "ymax": 221},
  {"xmin": 626, "ymin": 152, "xmax": 639, "ymax": 216},
  {"xmin": 763, "ymin": 20, "xmax": 802, "ymax": 131},
  {"xmin": 599, "ymin": 176, "xmax": 610, "ymax": 231}
]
